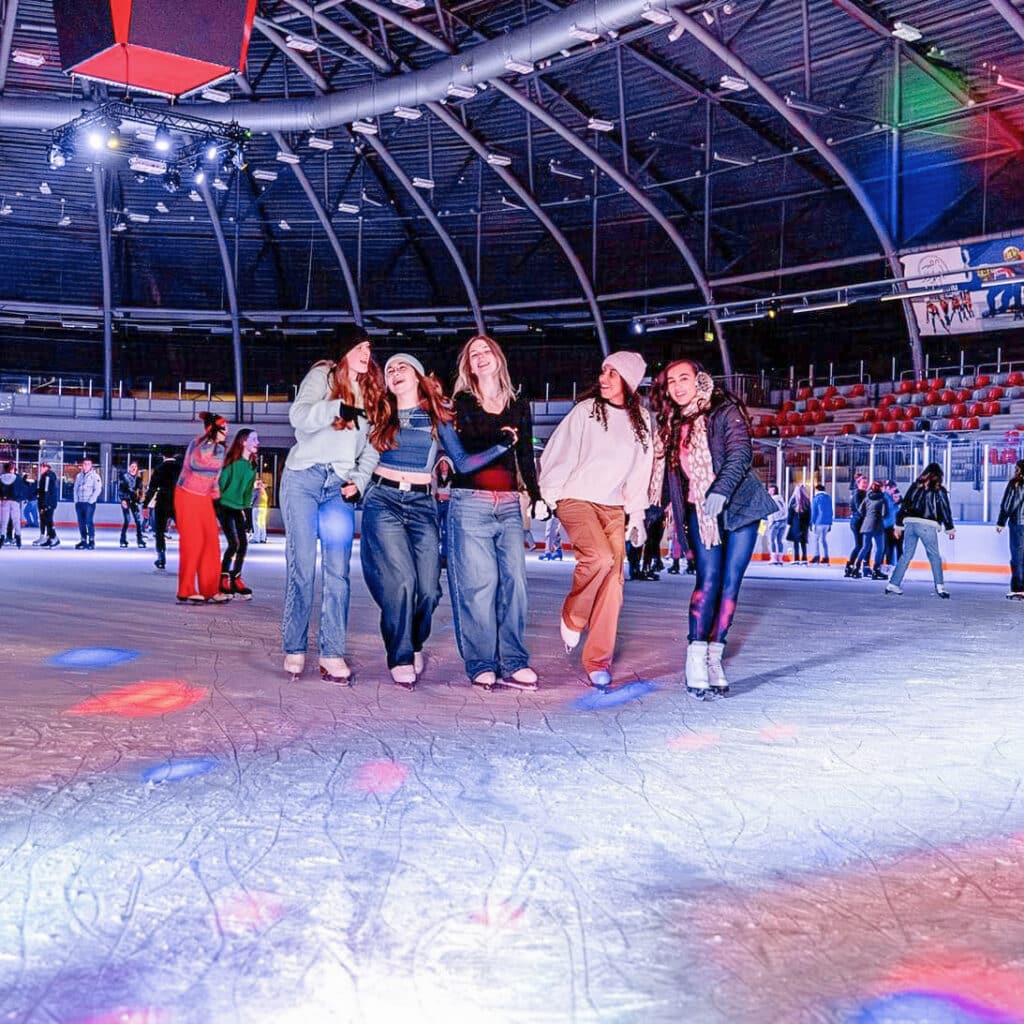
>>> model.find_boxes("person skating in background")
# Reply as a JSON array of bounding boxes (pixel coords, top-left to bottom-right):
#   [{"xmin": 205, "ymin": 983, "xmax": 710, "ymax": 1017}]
[
  {"xmin": 885, "ymin": 462, "xmax": 956, "ymax": 599},
  {"xmin": 649, "ymin": 360, "xmax": 776, "ymax": 699},
  {"xmin": 540, "ymin": 514, "xmax": 563, "ymax": 560},
  {"xmin": 433, "ymin": 455, "xmax": 453, "ymax": 563},
  {"xmin": 35, "ymin": 461, "xmax": 59, "ymax": 548},
  {"xmin": 641, "ymin": 502, "xmax": 666, "ymax": 579},
  {"xmin": 250, "ymin": 478, "xmax": 269, "ymax": 543},
  {"xmin": 217, "ymin": 429, "xmax": 260, "ymax": 600},
  {"xmin": 853, "ymin": 482, "xmax": 888, "ymax": 580},
  {"xmin": 995, "ymin": 458, "xmax": 1024, "ymax": 600},
  {"xmin": 144, "ymin": 449, "xmax": 180, "ymax": 570},
  {"xmin": 281, "ymin": 331, "xmax": 386, "ymax": 683},
  {"xmin": 786, "ymin": 484, "xmax": 811, "ymax": 565},
  {"xmin": 117, "ymin": 461, "xmax": 147, "ymax": 549},
  {"xmin": 766, "ymin": 484, "xmax": 787, "ymax": 565},
  {"xmin": 809, "ymin": 484, "xmax": 833, "ymax": 565},
  {"xmin": 19, "ymin": 469, "xmax": 38, "ymax": 532},
  {"xmin": 0, "ymin": 463, "xmax": 21, "ymax": 549},
  {"xmin": 175, "ymin": 413, "xmax": 230, "ymax": 604},
  {"xmin": 72, "ymin": 458, "xmax": 102, "ymax": 550},
  {"xmin": 843, "ymin": 474, "xmax": 868, "ymax": 577},
  {"xmin": 539, "ymin": 351, "xmax": 654, "ymax": 691},
  {"xmin": 883, "ymin": 480, "xmax": 902, "ymax": 569}
]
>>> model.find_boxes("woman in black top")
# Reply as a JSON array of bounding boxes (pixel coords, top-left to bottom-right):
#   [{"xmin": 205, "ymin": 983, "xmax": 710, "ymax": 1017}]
[
  {"xmin": 447, "ymin": 334, "xmax": 548, "ymax": 691},
  {"xmin": 996, "ymin": 459, "xmax": 1024, "ymax": 599}
]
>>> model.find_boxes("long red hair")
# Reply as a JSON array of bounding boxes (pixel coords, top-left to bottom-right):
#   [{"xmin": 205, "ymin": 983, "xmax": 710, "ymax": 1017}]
[{"xmin": 371, "ymin": 369, "xmax": 454, "ymax": 451}]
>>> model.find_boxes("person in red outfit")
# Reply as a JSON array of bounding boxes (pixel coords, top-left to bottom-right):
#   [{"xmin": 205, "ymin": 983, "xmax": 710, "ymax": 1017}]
[{"xmin": 175, "ymin": 412, "xmax": 229, "ymax": 604}]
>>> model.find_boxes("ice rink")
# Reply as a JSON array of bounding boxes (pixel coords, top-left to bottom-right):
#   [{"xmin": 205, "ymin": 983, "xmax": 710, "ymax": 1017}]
[{"xmin": 2, "ymin": 535, "xmax": 1023, "ymax": 1024}]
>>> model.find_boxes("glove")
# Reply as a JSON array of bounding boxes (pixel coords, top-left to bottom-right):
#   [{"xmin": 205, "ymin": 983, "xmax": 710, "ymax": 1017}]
[
  {"xmin": 530, "ymin": 498, "xmax": 552, "ymax": 522},
  {"xmin": 337, "ymin": 401, "xmax": 363, "ymax": 424},
  {"xmin": 341, "ymin": 480, "xmax": 361, "ymax": 504},
  {"xmin": 703, "ymin": 493, "xmax": 727, "ymax": 519},
  {"xmin": 626, "ymin": 512, "xmax": 647, "ymax": 549}
]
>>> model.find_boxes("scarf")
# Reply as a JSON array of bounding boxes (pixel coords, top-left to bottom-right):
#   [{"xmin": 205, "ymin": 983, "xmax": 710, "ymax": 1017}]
[{"xmin": 678, "ymin": 372, "xmax": 721, "ymax": 548}]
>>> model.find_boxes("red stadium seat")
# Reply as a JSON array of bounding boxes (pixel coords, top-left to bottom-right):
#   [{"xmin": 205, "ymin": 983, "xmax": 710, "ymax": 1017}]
[
  {"xmin": 956, "ymin": 389, "xmax": 972, "ymax": 402},
  {"xmin": 848, "ymin": 383, "xmax": 866, "ymax": 397},
  {"xmin": 924, "ymin": 390, "xmax": 940, "ymax": 405},
  {"xmin": 899, "ymin": 421, "xmax": 915, "ymax": 432},
  {"xmin": 884, "ymin": 421, "xmax": 900, "ymax": 433},
  {"xmin": 829, "ymin": 396, "xmax": 847, "ymax": 411},
  {"xmin": 928, "ymin": 377, "xmax": 944, "ymax": 390},
  {"xmin": 840, "ymin": 423, "xmax": 856, "ymax": 435},
  {"xmin": 948, "ymin": 417, "xmax": 964, "ymax": 431},
  {"xmin": 796, "ymin": 386, "xmax": 812, "ymax": 400},
  {"xmin": 951, "ymin": 403, "xmax": 968, "ymax": 417},
  {"xmin": 781, "ymin": 399, "xmax": 795, "ymax": 412},
  {"xmin": 940, "ymin": 389, "xmax": 956, "ymax": 403},
  {"xmin": 912, "ymin": 379, "xmax": 929, "ymax": 393},
  {"xmin": 969, "ymin": 402, "xmax": 984, "ymax": 417},
  {"xmin": 898, "ymin": 380, "xmax": 915, "ymax": 394},
  {"xmin": 879, "ymin": 393, "xmax": 896, "ymax": 407},
  {"xmin": 906, "ymin": 405, "xmax": 922, "ymax": 418},
  {"xmin": 988, "ymin": 386, "xmax": 1005, "ymax": 400},
  {"xmin": 806, "ymin": 397, "xmax": 821, "ymax": 412},
  {"xmin": 869, "ymin": 422, "xmax": 886, "ymax": 435},
  {"xmin": 887, "ymin": 406, "xmax": 905, "ymax": 421},
  {"xmin": 752, "ymin": 425, "xmax": 768, "ymax": 438},
  {"xmin": 976, "ymin": 374, "xmax": 991, "ymax": 387},
  {"xmin": 984, "ymin": 401, "xmax": 1001, "ymax": 416},
  {"xmin": 966, "ymin": 416, "xmax": 981, "ymax": 430},
  {"xmin": 862, "ymin": 409, "xmax": 876, "ymax": 422},
  {"xmin": 812, "ymin": 410, "xmax": 827, "ymax": 424},
  {"xmin": 801, "ymin": 411, "xmax": 815, "ymax": 425},
  {"xmin": 787, "ymin": 411, "xmax": 802, "ymax": 425},
  {"xmin": 990, "ymin": 448, "xmax": 1002, "ymax": 464},
  {"xmin": 823, "ymin": 385, "xmax": 839, "ymax": 398},
  {"xmin": 1007, "ymin": 372, "xmax": 1024, "ymax": 387}
]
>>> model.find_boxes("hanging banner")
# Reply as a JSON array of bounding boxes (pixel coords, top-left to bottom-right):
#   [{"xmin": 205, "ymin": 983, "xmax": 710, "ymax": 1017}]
[{"xmin": 901, "ymin": 238, "xmax": 1024, "ymax": 337}]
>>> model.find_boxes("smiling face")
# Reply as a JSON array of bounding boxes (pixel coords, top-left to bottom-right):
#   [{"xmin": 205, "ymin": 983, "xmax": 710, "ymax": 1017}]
[
  {"xmin": 665, "ymin": 361, "xmax": 699, "ymax": 408},
  {"xmin": 598, "ymin": 365, "xmax": 626, "ymax": 405},
  {"xmin": 467, "ymin": 337, "xmax": 499, "ymax": 380},
  {"xmin": 385, "ymin": 360, "xmax": 420, "ymax": 402},
  {"xmin": 244, "ymin": 432, "xmax": 260, "ymax": 456},
  {"xmin": 128, "ymin": 462, "xmax": 138, "ymax": 475},
  {"xmin": 345, "ymin": 340, "xmax": 372, "ymax": 379}
]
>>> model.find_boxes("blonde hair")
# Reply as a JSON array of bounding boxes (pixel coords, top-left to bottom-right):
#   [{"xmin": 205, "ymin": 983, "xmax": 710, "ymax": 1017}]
[{"xmin": 453, "ymin": 334, "xmax": 515, "ymax": 409}]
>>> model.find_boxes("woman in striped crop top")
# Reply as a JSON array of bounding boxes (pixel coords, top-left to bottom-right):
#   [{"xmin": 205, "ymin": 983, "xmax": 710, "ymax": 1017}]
[
  {"xmin": 361, "ymin": 353, "xmax": 516, "ymax": 689},
  {"xmin": 175, "ymin": 411, "xmax": 229, "ymax": 604}
]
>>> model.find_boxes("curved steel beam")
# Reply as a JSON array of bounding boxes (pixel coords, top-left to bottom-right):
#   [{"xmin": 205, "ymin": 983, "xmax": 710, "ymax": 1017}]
[
  {"xmin": 989, "ymin": 0, "xmax": 1024, "ymax": 45},
  {"xmin": 234, "ymin": 73, "xmax": 363, "ymax": 324},
  {"xmin": 254, "ymin": 17, "xmax": 330, "ymax": 92},
  {"xmin": 672, "ymin": 10, "xmax": 923, "ymax": 376},
  {"xmin": 361, "ymin": 131, "xmax": 485, "ymax": 334},
  {"xmin": 198, "ymin": 180, "xmax": 245, "ymax": 422},
  {"xmin": 279, "ymin": 0, "xmax": 608, "ymax": 351},
  {"xmin": 92, "ymin": 163, "xmax": 114, "ymax": 420}
]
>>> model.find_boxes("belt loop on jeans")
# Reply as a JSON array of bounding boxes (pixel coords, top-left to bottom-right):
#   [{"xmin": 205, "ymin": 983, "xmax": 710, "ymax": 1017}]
[{"xmin": 372, "ymin": 473, "xmax": 431, "ymax": 494}]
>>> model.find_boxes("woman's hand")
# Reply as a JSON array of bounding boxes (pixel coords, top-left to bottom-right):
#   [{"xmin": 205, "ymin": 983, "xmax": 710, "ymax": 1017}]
[
  {"xmin": 996, "ymin": 525, "xmax": 1004, "ymax": 533},
  {"xmin": 500, "ymin": 426, "xmax": 519, "ymax": 446},
  {"xmin": 341, "ymin": 482, "xmax": 359, "ymax": 501}
]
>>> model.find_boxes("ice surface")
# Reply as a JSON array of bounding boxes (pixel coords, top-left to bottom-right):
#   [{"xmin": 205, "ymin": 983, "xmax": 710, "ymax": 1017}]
[{"xmin": 1, "ymin": 542, "xmax": 1023, "ymax": 1023}]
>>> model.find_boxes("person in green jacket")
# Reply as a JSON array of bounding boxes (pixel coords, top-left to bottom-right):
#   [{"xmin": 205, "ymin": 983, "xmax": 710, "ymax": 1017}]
[{"xmin": 217, "ymin": 429, "xmax": 260, "ymax": 598}]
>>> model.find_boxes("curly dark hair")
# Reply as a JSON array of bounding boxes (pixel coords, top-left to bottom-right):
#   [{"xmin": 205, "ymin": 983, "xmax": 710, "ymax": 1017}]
[
  {"xmin": 371, "ymin": 368, "xmax": 455, "ymax": 451},
  {"xmin": 648, "ymin": 358, "xmax": 751, "ymax": 471},
  {"xmin": 576, "ymin": 381, "xmax": 650, "ymax": 451}
]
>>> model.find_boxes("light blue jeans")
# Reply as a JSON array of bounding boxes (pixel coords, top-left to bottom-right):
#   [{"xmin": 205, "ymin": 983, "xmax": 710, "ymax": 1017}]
[
  {"xmin": 446, "ymin": 489, "xmax": 530, "ymax": 680},
  {"xmin": 889, "ymin": 521, "xmax": 944, "ymax": 589},
  {"xmin": 280, "ymin": 465, "xmax": 355, "ymax": 657}
]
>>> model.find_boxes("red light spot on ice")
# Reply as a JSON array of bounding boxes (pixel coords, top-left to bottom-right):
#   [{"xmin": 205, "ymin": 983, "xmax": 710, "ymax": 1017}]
[
  {"xmin": 354, "ymin": 760, "xmax": 409, "ymax": 795},
  {"xmin": 67, "ymin": 681, "xmax": 208, "ymax": 718},
  {"xmin": 215, "ymin": 889, "xmax": 286, "ymax": 936},
  {"xmin": 668, "ymin": 732, "xmax": 721, "ymax": 751},
  {"xmin": 877, "ymin": 952, "xmax": 1024, "ymax": 1017},
  {"xmin": 470, "ymin": 899, "xmax": 526, "ymax": 928},
  {"xmin": 759, "ymin": 724, "xmax": 799, "ymax": 742}
]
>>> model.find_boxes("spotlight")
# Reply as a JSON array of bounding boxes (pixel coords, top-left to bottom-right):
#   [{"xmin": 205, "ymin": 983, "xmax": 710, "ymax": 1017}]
[
  {"xmin": 87, "ymin": 129, "xmax": 105, "ymax": 151},
  {"xmin": 204, "ymin": 140, "xmax": 218, "ymax": 161},
  {"xmin": 154, "ymin": 127, "xmax": 172, "ymax": 153},
  {"xmin": 631, "ymin": 319, "xmax": 647, "ymax": 336},
  {"xmin": 105, "ymin": 126, "xmax": 121, "ymax": 149},
  {"xmin": 231, "ymin": 145, "xmax": 247, "ymax": 170},
  {"xmin": 162, "ymin": 169, "xmax": 181, "ymax": 193},
  {"xmin": 192, "ymin": 163, "xmax": 206, "ymax": 186}
]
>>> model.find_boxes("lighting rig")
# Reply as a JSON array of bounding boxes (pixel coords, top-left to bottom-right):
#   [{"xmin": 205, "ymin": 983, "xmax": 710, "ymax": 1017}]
[{"xmin": 48, "ymin": 100, "xmax": 250, "ymax": 192}]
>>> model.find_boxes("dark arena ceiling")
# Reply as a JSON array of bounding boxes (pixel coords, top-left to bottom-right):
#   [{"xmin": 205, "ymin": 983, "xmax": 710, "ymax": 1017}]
[{"xmin": 1, "ymin": 0, "xmax": 1024, "ymax": 376}]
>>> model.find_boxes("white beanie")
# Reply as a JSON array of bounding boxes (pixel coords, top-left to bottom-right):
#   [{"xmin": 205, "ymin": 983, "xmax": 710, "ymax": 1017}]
[
  {"xmin": 384, "ymin": 352, "xmax": 426, "ymax": 377},
  {"xmin": 602, "ymin": 350, "xmax": 646, "ymax": 393}
]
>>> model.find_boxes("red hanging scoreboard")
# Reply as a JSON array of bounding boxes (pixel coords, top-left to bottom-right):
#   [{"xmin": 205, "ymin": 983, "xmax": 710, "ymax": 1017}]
[{"xmin": 53, "ymin": 0, "xmax": 257, "ymax": 98}]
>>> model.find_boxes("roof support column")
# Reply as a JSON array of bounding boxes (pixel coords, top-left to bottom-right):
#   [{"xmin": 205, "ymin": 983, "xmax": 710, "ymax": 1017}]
[
  {"xmin": 0, "ymin": 0, "xmax": 19, "ymax": 94},
  {"xmin": 199, "ymin": 181, "xmax": 245, "ymax": 422},
  {"xmin": 92, "ymin": 163, "xmax": 114, "ymax": 421}
]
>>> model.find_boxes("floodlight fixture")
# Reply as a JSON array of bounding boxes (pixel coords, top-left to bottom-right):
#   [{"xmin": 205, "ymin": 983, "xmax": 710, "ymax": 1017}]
[
  {"xmin": 569, "ymin": 23, "xmax": 601, "ymax": 42},
  {"xmin": 154, "ymin": 127, "xmax": 172, "ymax": 153},
  {"xmin": 285, "ymin": 34, "xmax": 318, "ymax": 53},
  {"xmin": 785, "ymin": 94, "xmax": 830, "ymax": 115},
  {"xmin": 505, "ymin": 56, "xmax": 534, "ymax": 75},
  {"xmin": 350, "ymin": 120, "xmax": 379, "ymax": 135},
  {"xmin": 892, "ymin": 21, "xmax": 922, "ymax": 42},
  {"xmin": 337, "ymin": 201, "xmax": 360, "ymax": 214},
  {"xmin": 162, "ymin": 169, "xmax": 181, "ymax": 193},
  {"xmin": 412, "ymin": 176, "xmax": 435, "ymax": 190},
  {"xmin": 393, "ymin": 105, "xmax": 423, "ymax": 120},
  {"xmin": 719, "ymin": 74, "xmax": 749, "ymax": 92},
  {"xmin": 308, "ymin": 135, "xmax": 334, "ymax": 150},
  {"xmin": 486, "ymin": 151, "xmax": 512, "ymax": 166},
  {"xmin": 201, "ymin": 87, "xmax": 231, "ymax": 103},
  {"xmin": 587, "ymin": 117, "xmax": 614, "ymax": 132},
  {"xmin": 640, "ymin": 4, "xmax": 674, "ymax": 25},
  {"xmin": 446, "ymin": 83, "xmax": 477, "ymax": 100},
  {"xmin": 276, "ymin": 150, "xmax": 301, "ymax": 164},
  {"xmin": 12, "ymin": 49, "xmax": 45, "ymax": 67}
]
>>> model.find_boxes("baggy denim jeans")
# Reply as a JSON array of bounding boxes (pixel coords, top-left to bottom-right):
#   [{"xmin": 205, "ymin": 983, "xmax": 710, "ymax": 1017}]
[
  {"xmin": 446, "ymin": 488, "xmax": 529, "ymax": 680},
  {"xmin": 687, "ymin": 505, "xmax": 759, "ymax": 644},
  {"xmin": 359, "ymin": 481, "xmax": 440, "ymax": 669},
  {"xmin": 889, "ymin": 520, "xmax": 945, "ymax": 589},
  {"xmin": 281, "ymin": 465, "xmax": 355, "ymax": 657}
]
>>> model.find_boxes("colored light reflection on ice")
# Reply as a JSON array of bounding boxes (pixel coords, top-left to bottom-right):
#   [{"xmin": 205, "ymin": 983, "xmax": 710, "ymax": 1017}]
[
  {"xmin": 142, "ymin": 757, "xmax": 219, "ymax": 784},
  {"xmin": 48, "ymin": 647, "xmax": 140, "ymax": 670},
  {"xmin": 759, "ymin": 723, "xmax": 799, "ymax": 742},
  {"xmin": 67, "ymin": 680, "xmax": 208, "ymax": 718},
  {"xmin": 573, "ymin": 680, "xmax": 656, "ymax": 711},
  {"xmin": 354, "ymin": 760, "xmax": 409, "ymax": 795},
  {"xmin": 848, "ymin": 992, "xmax": 1013, "ymax": 1024},
  {"xmin": 71, "ymin": 1010, "xmax": 169, "ymax": 1024},
  {"xmin": 214, "ymin": 889, "xmax": 286, "ymax": 936},
  {"xmin": 470, "ymin": 899, "xmax": 526, "ymax": 928}
]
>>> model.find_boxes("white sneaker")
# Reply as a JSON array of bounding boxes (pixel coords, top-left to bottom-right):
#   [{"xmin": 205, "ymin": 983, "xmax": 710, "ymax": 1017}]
[
  {"xmin": 884, "ymin": 583, "xmax": 903, "ymax": 595},
  {"xmin": 391, "ymin": 665, "xmax": 416, "ymax": 688},
  {"xmin": 560, "ymin": 618, "xmax": 581, "ymax": 653},
  {"xmin": 413, "ymin": 651, "xmax": 425, "ymax": 676},
  {"xmin": 503, "ymin": 667, "xmax": 538, "ymax": 691}
]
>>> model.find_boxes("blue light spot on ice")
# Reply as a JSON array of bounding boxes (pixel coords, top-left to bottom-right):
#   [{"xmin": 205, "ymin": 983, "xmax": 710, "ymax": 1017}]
[
  {"xmin": 573, "ymin": 680, "xmax": 657, "ymax": 711},
  {"xmin": 848, "ymin": 993, "xmax": 1013, "ymax": 1024},
  {"xmin": 48, "ymin": 647, "xmax": 141, "ymax": 670},
  {"xmin": 142, "ymin": 757, "xmax": 219, "ymax": 784}
]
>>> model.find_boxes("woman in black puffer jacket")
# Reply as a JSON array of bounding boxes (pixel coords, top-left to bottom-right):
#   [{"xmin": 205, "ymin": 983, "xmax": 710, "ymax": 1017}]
[
  {"xmin": 996, "ymin": 459, "xmax": 1024, "ymax": 599},
  {"xmin": 853, "ymin": 482, "xmax": 888, "ymax": 579},
  {"xmin": 885, "ymin": 463, "xmax": 956, "ymax": 598}
]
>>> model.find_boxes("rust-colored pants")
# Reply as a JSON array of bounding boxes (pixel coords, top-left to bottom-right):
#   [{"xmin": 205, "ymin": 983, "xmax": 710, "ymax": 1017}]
[
  {"xmin": 556, "ymin": 499, "xmax": 626, "ymax": 673},
  {"xmin": 174, "ymin": 486, "xmax": 222, "ymax": 600}
]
